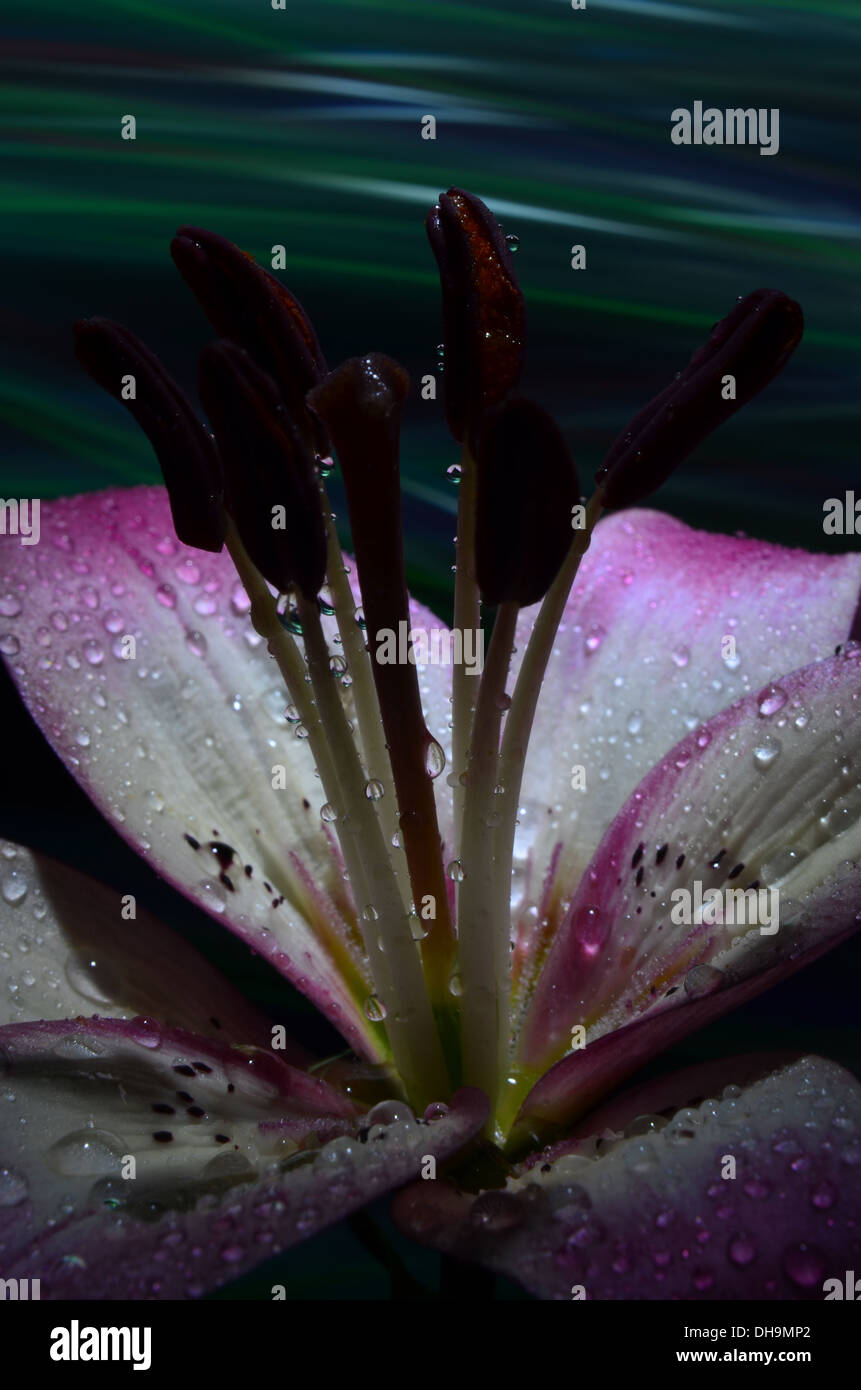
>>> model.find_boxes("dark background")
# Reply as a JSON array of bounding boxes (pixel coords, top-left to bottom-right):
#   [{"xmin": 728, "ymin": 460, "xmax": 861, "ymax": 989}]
[{"xmin": 0, "ymin": 0, "xmax": 859, "ymax": 1297}]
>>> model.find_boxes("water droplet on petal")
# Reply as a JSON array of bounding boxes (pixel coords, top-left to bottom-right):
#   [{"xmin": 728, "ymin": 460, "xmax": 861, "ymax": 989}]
[
  {"xmin": 0, "ymin": 633, "xmax": 21, "ymax": 656},
  {"xmin": 782, "ymin": 1242, "xmax": 825, "ymax": 1287},
  {"xmin": 0, "ymin": 594, "xmax": 22, "ymax": 618},
  {"xmin": 1, "ymin": 871, "xmax": 28, "ymax": 906},
  {"xmin": 365, "ymin": 779, "xmax": 385, "ymax": 801},
  {"xmin": 446, "ymin": 859, "xmax": 465, "ymax": 883},
  {"xmin": 363, "ymin": 995, "xmax": 387, "ymax": 1022},
  {"xmin": 366, "ymin": 1099, "xmax": 414, "ymax": 1126},
  {"xmin": 155, "ymin": 584, "xmax": 177, "ymax": 609},
  {"xmin": 46, "ymin": 1129, "xmax": 126, "ymax": 1177},
  {"xmin": 0, "ymin": 1166, "xmax": 28, "ymax": 1206},
  {"xmin": 230, "ymin": 582, "xmax": 251, "ymax": 616},
  {"xmin": 320, "ymin": 802, "xmax": 338, "ymax": 823},
  {"xmin": 671, "ymin": 644, "xmax": 690, "ymax": 669},
  {"xmin": 574, "ymin": 905, "xmax": 609, "ymax": 960},
  {"xmin": 728, "ymin": 1234, "xmax": 757, "ymax": 1267},
  {"xmin": 757, "ymin": 684, "xmax": 788, "ymax": 718},
  {"xmin": 185, "ymin": 630, "xmax": 207, "ymax": 658},
  {"xmin": 64, "ymin": 950, "xmax": 118, "ymax": 1004},
  {"xmin": 470, "ymin": 1190, "xmax": 524, "ymax": 1232},
  {"xmin": 683, "ymin": 964, "xmax": 723, "ymax": 999},
  {"xmin": 753, "ymin": 737, "xmax": 782, "ymax": 769},
  {"xmin": 584, "ymin": 623, "xmax": 606, "ymax": 656},
  {"xmin": 809, "ymin": 1180, "xmax": 837, "ymax": 1210}
]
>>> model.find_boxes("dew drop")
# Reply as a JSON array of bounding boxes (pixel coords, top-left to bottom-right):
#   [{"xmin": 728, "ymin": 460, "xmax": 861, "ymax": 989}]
[
  {"xmin": 81, "ymin": 640, "xmax": 104, "ymax": 669},
  {"xmin": 574, "ymin": 905, "xmax": 609, "ymax": 959},
  {"xmin": 365, "ymin": 779, "xmax": 385, "ymax": 801},
  {"xmin": 46, "ymin": 1129, "xmax": 126, "ymax": 1177},
  {"xmin": 424, "ymin": 739, "xmax": 446, "ymax": 779},
  {"xmin": 470, "ymin": 1190, "xmax": 524, "ymax": 1232},
  {"xmin": 753, "ymin": 737, "xmax": 782, "ymax": 769},
  {"xmin": 683, "ymin": 964, "xmax": 723, "ymax": 1000},
  {"xmin": 175, "ymin": 558, "xmax": 201, "ymax": 585},
  {"xmin": 363, "ymin": 995, "xmax": 387, "ymax": 1022},
  {"xmin": 0, "ymin": 633, "xmax": 21, "ymax": 656},
  {"xmin": 584, "ymin": 623, "xmax": 606, "ymax": 655},
  {"xmin": 320, "ymin": 802, "xmax": 338, "ymax": 823},
  {"xmin": 155, "ymin": 584, "xmax": 177, "ymax": 609},
  {"xmin": 185, "ymin": 630, "xmax": 208, "ymax": 658},
  {"xmin": 757, "ymin": 684, "xmax": 788, "ymax": 718},
  {"xmin": 448, "ymin": 971, "xmax": 463, "ymax": 997},
  {"xmin": 728, "ymin": 1234, "xmax": 757, "ymax": 1267},
  {"xmin": 446, "ymin": 463, "xmax": 462, "ymax": 482},
  {"xmin": 626, "ymin": 710, "xmax": 643, "ymax": 736},
  {"xmin": 671, "ymin": 644, "xmax": 690, "ymax": 668},
  {"xmin": 0, "ymin": 1166, "xmax": 28, "ymax": 1206},
  {"xmin": 361, "ymin": 904, "xmax": 379, "ymax": 923},
  {"xmin": 366, "ymin": 1099, "xmax": 414, "ymax": 1126},
  {"xmin": 809, "ymin": 1179, "xmax": 837, "ymax": 1210},
  {"xmin": 1, "ymin": 871, "xmax": 28, "ymax": 906},
  {"xmin": 0, "ymin": 594, "xmax": 22, "ymax": 618},
  {"xmin": 782, "ymin": 1242, "xmax": 825, "ymax": 1287},
  {"xmin": 230, "ymin": 582, "xmax": 251, "ymax": 616},
  {"xmin": 446, "ymin": 859, "xmax": 465, "ymax": 883},
  {"xmin": 196, "ymin": 880, "xmax": 227, "ymax": 914},
  {"xmin": 64, "ymin": 950, "xmax": 119, "ymax": 1004}
]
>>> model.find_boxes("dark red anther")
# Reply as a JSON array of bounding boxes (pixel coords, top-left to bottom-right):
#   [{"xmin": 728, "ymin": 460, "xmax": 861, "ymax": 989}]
[
  {"xmin": 171, "ymin": 227, "xmax": 329, "ymax": 456},
  {"xmin": 475, "ymin": 398, "xmax": 580, "ymax": 608},
  {"xmin": 199, "ymin": 341, "xmax": 326, "ymax": 598},
  {"xmin": 73, "ymin": 317, "xmax": 224, "ymax": 553},
  {"xmin": 426, "ymin": 188, "xmax": 526, "ymax": 446},
  {"xmin": 598, "ymin": 289, "xmax": 804, "ymax": 508}
]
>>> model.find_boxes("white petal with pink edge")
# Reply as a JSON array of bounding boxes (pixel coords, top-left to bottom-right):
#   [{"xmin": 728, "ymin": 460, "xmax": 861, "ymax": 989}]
[
  {"xmin": 0, "ymin": 486, "xmax": 453, "ymax": 1054},
  {"xmin": 510, "ymin": 509, "xmax": 861, "ymax": 917}
]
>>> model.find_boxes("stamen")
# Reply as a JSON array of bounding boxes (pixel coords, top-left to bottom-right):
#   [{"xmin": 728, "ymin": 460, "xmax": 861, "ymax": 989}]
[
  {"xmin": 225, "ymin": 524, "xmax": 448, "ymax": 1108},
  {"xmin": 475, "ymin": 399, "xmax": 580, "ymax": 607},
  {"xmin": 171, "ymin": 226, "xmax": 329, "ymax": 456},
  {"xmin": 73, "ymin": 318, "xmax": 224, "ymax": 553},
  {"xmin": 426, "ymin": 188, "xmax": 525, "ymax": 853},
  {"xmin": 319, "ymin": 510, "xmax": 412, "ymax": 906},
  {"xmin": 456, "ymin": 400, "xmax": 579, "ymax": 1116},
  {"xmin": 425, "ymin": 188, "xmax": 525, "ymax": 446},
  {"xmin": 199, "ymin": 339, "xmax": 325, "ymax": 598},
  {"xmin": 308, "ymin": 355, "xmax": 457, "ymax": 1008},
  {"xmin": 598, "ymin": 289, "xmax": 803, "ymax": 507}
]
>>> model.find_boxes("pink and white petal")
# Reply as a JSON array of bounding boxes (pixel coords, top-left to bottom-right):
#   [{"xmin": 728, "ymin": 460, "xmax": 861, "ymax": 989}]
[
  {"xmin": 511, "ymin": 510, "xmax": 861, "ymax": 918},
  {"xmin": 0, "ymin": 1016, "xmax": 358, "ymax": 1266},
  {"xmin": 0, "ymin": 1018, "xmax": 486, "ymax": 1299},
  {"xmin": 0, "ymin": 838, "xmax": 298, "ymax": 1056},
  {"xmin": 514, "ymin": 647, "xmax": 861, "ymax": 1112},
  {"xmin": 0, "ymin": 486, "xmax": 404, "ymax": 1055},
  {"xmin": 394, "ymin": 1056, "xmax": 861, "ymax": 1300}
]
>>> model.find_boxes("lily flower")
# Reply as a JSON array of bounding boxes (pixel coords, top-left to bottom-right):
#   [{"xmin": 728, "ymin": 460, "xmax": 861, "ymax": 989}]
[{"xmin": 1, "ymin": 189, "xmax": 859, "ymax": 1300}]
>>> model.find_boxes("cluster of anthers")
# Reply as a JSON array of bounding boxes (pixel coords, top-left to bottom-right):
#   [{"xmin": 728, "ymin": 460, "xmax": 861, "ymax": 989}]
[{"xmin": 73, "ymin": 187, "xmax": 803, "ymax": 1139}]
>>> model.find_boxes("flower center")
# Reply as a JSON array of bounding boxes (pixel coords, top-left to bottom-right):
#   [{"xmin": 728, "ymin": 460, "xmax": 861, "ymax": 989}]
[{"xmin": 73, "ymin": 192, "xmax": 803, "ymax": 1136}]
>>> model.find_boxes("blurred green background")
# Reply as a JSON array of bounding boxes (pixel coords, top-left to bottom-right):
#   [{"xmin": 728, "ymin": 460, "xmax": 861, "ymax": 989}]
[{"xmin": 1, "ymin": 0, "xmax": 859, "ymax": 1298}]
